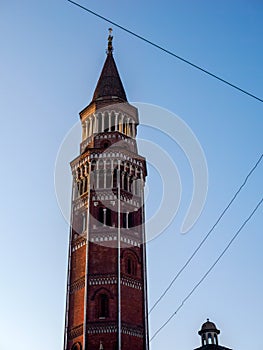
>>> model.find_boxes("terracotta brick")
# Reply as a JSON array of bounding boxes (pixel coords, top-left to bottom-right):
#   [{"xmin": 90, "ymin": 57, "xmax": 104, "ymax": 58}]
[{"xmin": 64, "ymin": 36, "xmax": 148, "ymax": 350}]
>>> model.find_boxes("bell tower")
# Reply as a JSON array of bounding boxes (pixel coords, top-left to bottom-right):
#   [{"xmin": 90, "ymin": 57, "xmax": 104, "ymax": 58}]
[{"xmin": 63, "ymin": 30, "xmax": 149, "ymax": 350}]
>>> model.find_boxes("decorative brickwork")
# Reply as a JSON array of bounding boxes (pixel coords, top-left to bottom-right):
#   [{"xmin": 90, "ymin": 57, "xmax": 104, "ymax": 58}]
[
  {"xmin": 121, "ymin": 276, "xmax": 142, "ymax": 290},
  {"xmin": 86, "ymin": 322, "xmax": 117, "ymax": 335},
  {"xmin": 89, "ymin": 274, "xmax": 117, "ymax": 286},
  {"xmin": 121, "ymin": 323, "xmax": 144, "ymax": 338},
  {"xmin": 68, "ymin": 324, "xmax": 83, "ymax": 340},
  {"xmin": 72, "ymin": 237, "xmax": 86, "ymax": 253},
  {"xmin": 63, "ymin": 34, "xmax": 149, "ymax": 350},
  {"xmin": 70, "ymin": 276, "xmax": 85, "ymax": 294}
]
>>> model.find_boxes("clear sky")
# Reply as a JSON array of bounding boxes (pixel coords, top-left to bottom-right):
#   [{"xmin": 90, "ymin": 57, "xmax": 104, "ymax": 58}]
[{"xmin": 0, "ymin": 1, "xmax": 262, "ymax": 350}]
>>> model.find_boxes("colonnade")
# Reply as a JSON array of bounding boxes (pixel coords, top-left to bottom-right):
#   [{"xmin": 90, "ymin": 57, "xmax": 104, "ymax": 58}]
[
  {"xmin": 202, "ymin": 333, "xmax": 218, "ymax": 346},
  {"xmin": 82, "ymin": 112, "xmax": 136, "ymax": 140},
  {"xmin": 74, "ymin": 159, "xmax": 143, "ymax": 199}
]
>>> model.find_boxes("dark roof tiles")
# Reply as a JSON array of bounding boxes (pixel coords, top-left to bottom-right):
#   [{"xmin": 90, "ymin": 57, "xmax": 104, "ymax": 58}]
[{"xmin": 92, "ymin": 52, "xmax": 127, "ymax": 103}]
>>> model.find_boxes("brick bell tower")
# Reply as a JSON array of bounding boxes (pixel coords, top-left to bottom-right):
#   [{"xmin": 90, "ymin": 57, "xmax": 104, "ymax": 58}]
[{"xmin": 63, "ymin": 30, "xmax": 149, "ymax": 350}]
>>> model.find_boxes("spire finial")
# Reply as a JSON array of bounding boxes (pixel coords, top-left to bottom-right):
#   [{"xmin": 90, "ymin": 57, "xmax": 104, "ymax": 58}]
[{"xmin": 107, "ymin": 28, "xmax": 113, "ymax": 54}]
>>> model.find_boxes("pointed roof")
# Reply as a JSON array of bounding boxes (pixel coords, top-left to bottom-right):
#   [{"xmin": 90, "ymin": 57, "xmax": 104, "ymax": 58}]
[{"xmin": 92, "ymin": 29, "xmax": 127, "ymax": 103}]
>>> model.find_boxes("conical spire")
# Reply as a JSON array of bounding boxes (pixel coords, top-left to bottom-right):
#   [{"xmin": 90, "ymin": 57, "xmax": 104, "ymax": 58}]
[{"xmin": 92, "ymin": 29, "xmax": 127, "ymax": 103}]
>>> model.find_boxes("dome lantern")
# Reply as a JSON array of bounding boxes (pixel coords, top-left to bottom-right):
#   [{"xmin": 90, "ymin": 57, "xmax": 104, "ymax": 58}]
[{"xmin": 198, "ymin": 319, "xmax": 220, "ymax": 346}]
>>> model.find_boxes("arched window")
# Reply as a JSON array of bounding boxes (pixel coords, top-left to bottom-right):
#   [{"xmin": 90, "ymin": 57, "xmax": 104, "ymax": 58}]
[
  {"xmin": 98, "ymin": 113, "xmax": 102, "ymax": 132},
  {"xmin": 104, "ymin": 112, "xmax": 109, "ymax": 132},
  {"xmin": 113, "ymin": 168, "xmax": 118, "ymax": 188},
  {"xmin": 106, "ymin": 170, "xmax": 112, "ymax": 188},
  {"xmin": 98, "ymin": 207, "xmax": 104, "ymax": 225},
  {"xmin": 90, "ymin": 172, "xmax": 95, "ymax": 190},
  {"xmin": 82, "ymin": 122, "xmax": 86, "ymax": 140},
  {"xmin": 215, "ymin": 334, "xmax": 218, "ymax": 345},
  {"xmin": 77, "ymin": 180, "xmax": 83, "ymax": 196},
  {"xmin": 123, "ymin": 212, "xmax": 127, "ymax": 228},
  {"xmin": 123, "ymin": 116, "xmax": 127, "ymax": 134},
  {"xmin": 90, "ymin": 161, "xmax": 96, "ymax": 189},
  {"xmin": 110, "ymin": 112, "xmax": 115, "ymax": 131},
  {"xmin": 128, "ymin": 122, "xmax": 133, "ymax": 137},
  {"xmin": 73, "ymin": 212, "xmax": 82, "ymax": 235},
  {"xmin": 71, "ymin": 342, "xmax": 82, "ymax": 350},
  {"xmin": 98, "ymin": 293, "xmax": 109, "ymax": 318},
  {"xmin": 127, "ymin": 258, "xmax": 132, "ymax": 274},
  {"xmin": 106, "ymin": 209, "xmax": 112, "ymax": 227},
  {"xmin": 90, "ymin": 117, "xmax": 94, "ymax": 135},
  {"xmin": 124, "ymin": 173, "xmax": 128, "ymax": 191},
  {"xmin": 86, "ymin": 120, "xmax": 90, "ymax": 138},
  {"xmin": 117, "ymin": 113, "xmax": 122, "ymax": 132},
  {"xmin": 91, "ymin": 160, "xmax": 96, "ymax": 172},
  {"xmin": 83, "ymin": 177, "xmax": 87, "ymax": 193},
  {"xmin": 98, "ymin": 170, "xmax": 104, "ymax": 188},
  {"xmin": 126, "ymin": 257, "xmax": 136, "ymax": 276},
  {"xmin": 82, "ymin": 212, "xmax": 86, "ymax": 232},
  {"xmin": 134, "ymin": 177, "xmax": 140, "ymax": 195},
  {"xmin": 202, "ymin": 334, "xmax": 206, "ymax": 346},
  {"xmin": 128, "ymin": 212, "xmax": 133, "ymax": 228},
  {"xmin": 120, "ymin": 161, "xmax": 124, "ymax": 173}
]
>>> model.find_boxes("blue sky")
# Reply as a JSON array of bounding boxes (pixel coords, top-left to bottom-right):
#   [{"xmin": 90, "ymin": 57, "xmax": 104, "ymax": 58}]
[{"xmin": 0, "ymin": 1, "xmax": 262, "ymax": 350}]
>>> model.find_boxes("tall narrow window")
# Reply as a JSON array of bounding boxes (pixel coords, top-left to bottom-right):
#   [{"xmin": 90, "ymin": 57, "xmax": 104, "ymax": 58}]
[
  {"xmin": 98, "ymin": 294, "xmax": 109, "ymax": 318},
  {"xmin": 128, "ymin": 212, "xmax": 133, "ymax": 228},
  {"xmin": 77, "ymin": 180, "xmax": 83, "ymax": 196},
  {"xmin": 98, "ymin": 207, "xmax": 104, "ymax": 225},
  {"xmin": 86, "ymin": 120, "xmax": 90, "ymax": 138},
  {"xmin": 98, "ymin": 170, "xmax": 104, "ymax": 188},
  {"xmin": 82, "ymin": 213, "xmax": 86, "ymax": 232},
  {"xmin": 124, "ymin": 174, "xmax": 128, "ymax": 191},
  {"xmin": 106, "ymin": 209, "xmax": 112, "ymax": 226},
  {"xmin": 74, "ymin": 181, "xmax": 79, "ymax": 199},
  {"xmin": 113, "ymin": 168, "xmax": 118, "ymax": 188},
  {"xmin": 98, "ymin": 113, "xmax": 102, "ymax": 132},
  {"xmin": 83, "ymin": 177, "xmax": 87, "ymax": 193},
  {"xmin": 91, "ymin": 161, "xmax": 96, "ymax": 189},
  {"xmin": 123, "ymin": 212, "xmax": 127, "ymax": 228},
  {"xmin": 91, "ymin": 160, "xmax": 96, "ymax": 172},
  {"xmin": 202, "ymin": 335, "xmax": 206, "ymax": 346},
  {"xmin": 117, "ymin": 113, "xmax": 121, "ymax": 132},
  {"xmin": 126, "ymin": 257, "xmax": 136, "ymax": 275},
  {"xmin": 127, "ymin": 258, "xmax": 132, "ymax": 274},
  {"xmin": 110, "ymin": 113, "xmax": 115, "ymax": 131},
  {"xmin": 129, "ymin": 122, "xmax": 133, "ymax": 137},
  {"xmin": 134, "ymin": 178, "xmax": 139, "ymax": 195},
  {"xmin": 123, "ymin": 116, "xmax": 127, "ymax": 134},
  {"xmin": 106, "ymin": 170, "xmax": 112, "ymax": 188},
  {"xmin": 104, "ymin": 113, "xmax": 109, "ymax": 132}
]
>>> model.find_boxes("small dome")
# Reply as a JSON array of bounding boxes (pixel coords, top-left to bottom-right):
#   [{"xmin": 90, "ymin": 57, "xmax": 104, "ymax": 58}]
[{"xmin": 198, "ymin": 319, "xmax": 220, "ymax": 335}]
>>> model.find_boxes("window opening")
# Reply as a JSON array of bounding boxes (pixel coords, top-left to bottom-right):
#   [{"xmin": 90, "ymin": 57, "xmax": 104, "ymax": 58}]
[{"xmin": 99, "ymin": 294, "xmax": 109, "ymax": 318}]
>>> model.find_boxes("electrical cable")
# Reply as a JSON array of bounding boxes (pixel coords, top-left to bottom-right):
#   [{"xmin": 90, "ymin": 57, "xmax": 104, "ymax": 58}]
[
  {"xmin": 67, "ymin": 0, "xmax": 263, "ymax": 103},
  {"xmin": 150, "ymin": 197, "xmax": 263, "ymax": 342},
  {"xmin": 66, "ymin": 0, "xmax": 263, "ymax": 340},
  {"xmin": 149, "ymin": 153, "xmax": 262, "ymax": 314}
]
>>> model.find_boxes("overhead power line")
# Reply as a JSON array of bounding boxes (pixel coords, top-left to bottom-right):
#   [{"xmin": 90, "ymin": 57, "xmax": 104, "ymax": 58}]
[
  {"xmin": 67, "ymin": 0, "xmax": 263, "ymax": 103},
  {"xmin": 149, "ymin": 153, "xmax": 263, "ymax": 314},
  {"xmin": 150, "ymin": 197, "xmax": 263, "ymax": 342}
]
